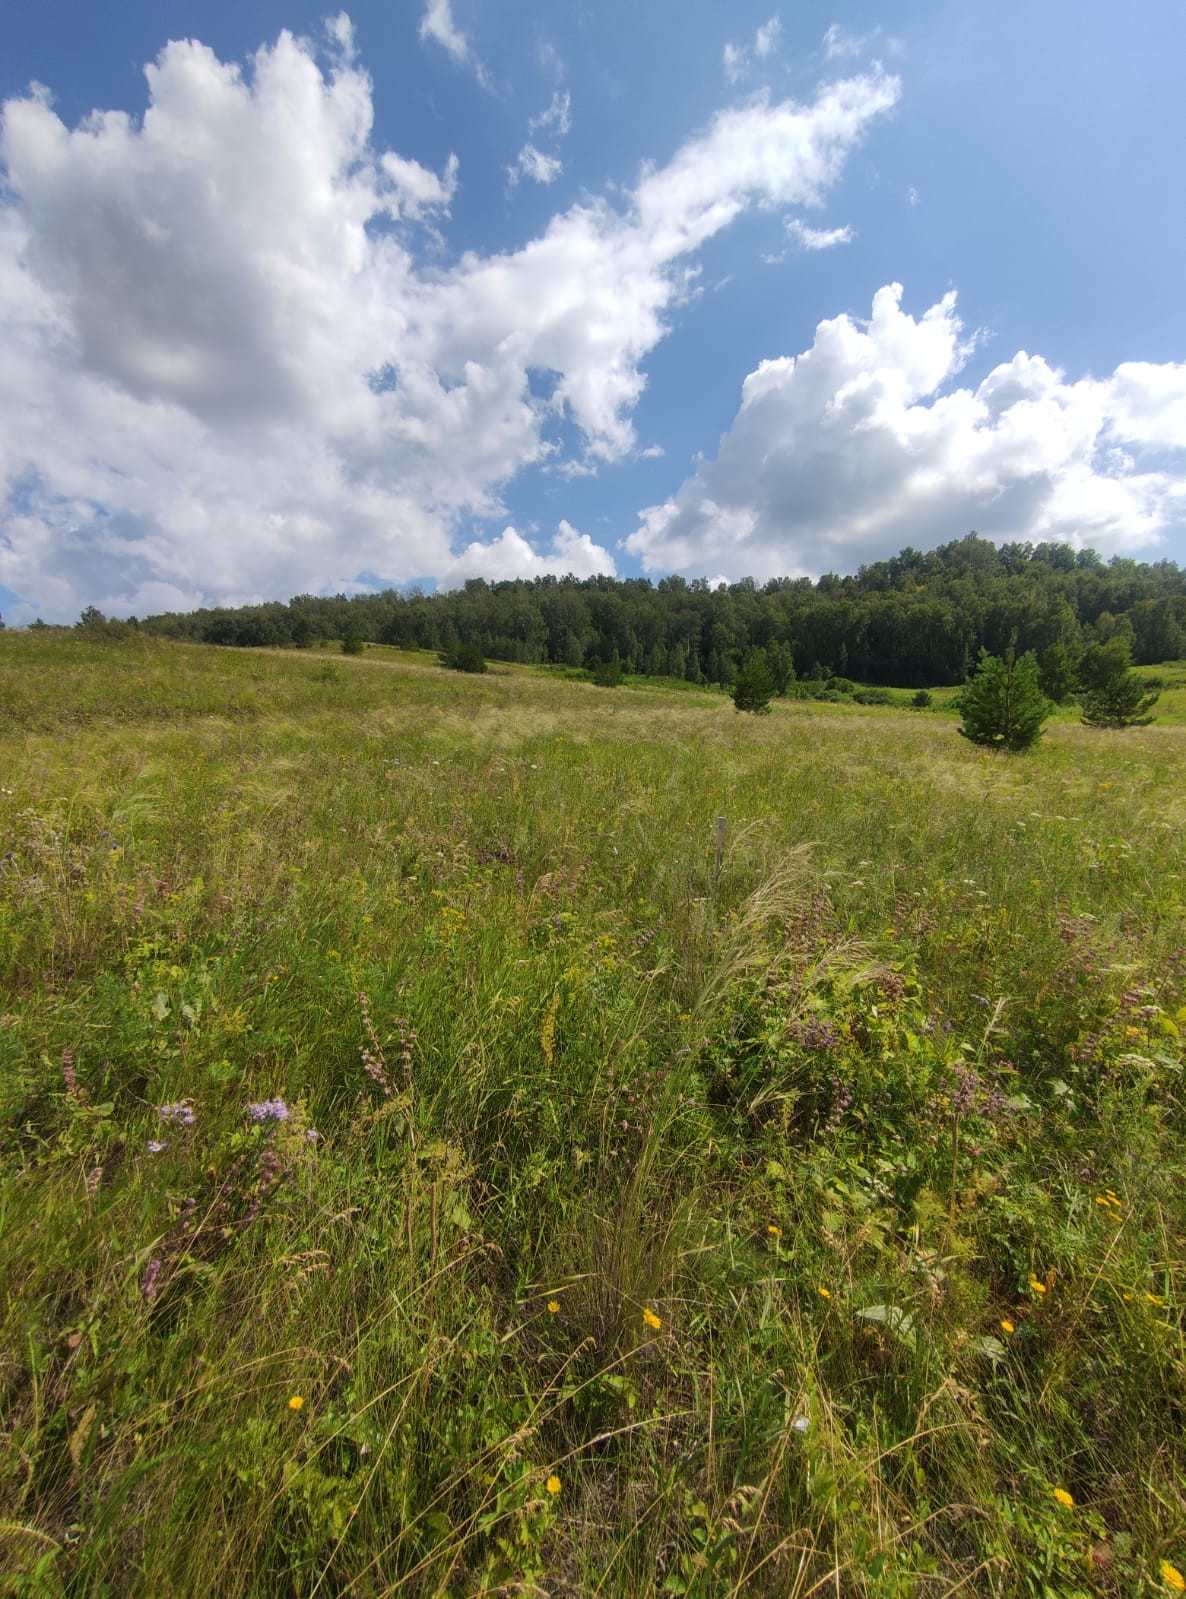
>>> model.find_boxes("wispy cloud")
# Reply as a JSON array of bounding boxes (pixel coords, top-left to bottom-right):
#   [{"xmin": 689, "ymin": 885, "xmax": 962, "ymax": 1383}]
[
  {"xmin": 507, "ymin": 143, "xmax": 563, "ymax": 187},
  {"xmin": 724, "ymin": 17, "xmax": 782, "ymax": 82},
  {"xmin": 419, "ymin": 0, "xmax": 489, "ymax": 85},
  {"xmin": 530, "ymin": 89, "xmax": 571, "ymax": 138},
  {"xmin": 785, "ymin": 217, "xmax": 854, "ymax": 250}
]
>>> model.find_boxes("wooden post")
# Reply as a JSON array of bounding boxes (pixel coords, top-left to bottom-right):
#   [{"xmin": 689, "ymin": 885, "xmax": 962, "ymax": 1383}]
[{"xmin": 714, "ymin": 815, "xmax": 726, "ymax": 884}]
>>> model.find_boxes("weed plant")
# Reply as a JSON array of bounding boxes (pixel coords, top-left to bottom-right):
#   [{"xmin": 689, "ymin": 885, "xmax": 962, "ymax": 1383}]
[{"xmin": 1, "ymin": 632, "xmax": 1185, "ymax": 1596}]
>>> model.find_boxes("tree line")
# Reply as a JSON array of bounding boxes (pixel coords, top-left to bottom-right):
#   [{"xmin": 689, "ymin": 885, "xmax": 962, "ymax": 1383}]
[{"xmin": 110, "ymin": 533, "xmax": 1186, "ymax": 688}]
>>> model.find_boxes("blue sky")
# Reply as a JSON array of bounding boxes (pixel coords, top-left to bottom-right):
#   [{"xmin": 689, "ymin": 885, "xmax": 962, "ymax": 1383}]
[{"xmin": 1, "ymin": 0, "xmax": 1184, "ymax": 621}]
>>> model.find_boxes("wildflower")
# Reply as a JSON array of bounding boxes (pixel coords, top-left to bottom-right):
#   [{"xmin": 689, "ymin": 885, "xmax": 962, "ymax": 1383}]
[
  {"xmin": 158, "ymin": 1101, "xmax": 195, "ymax": 1125},
  {"xmin": 288, "ymin": 1395, "xmax": 304, "ymax": 1412},
  {"xmin": 642, "ymin": 1308, "xmax": 662, "ymax": 1331},
  {"xmin": 767, "ymin": 1224, "xmax": 782, "ymax": 1237},
  {"xmin": 1146, "ymin": 1292, "xmax": 1167, "ymax": 1307},
  {"xmin": 1029, "ymin": 1275, "xmax": 1047, "ymax": 1295},
  {"xmin": 818, "ymin": 1287, "xmax": 832, "ymax": 1300},
  {"xmin": 147, "ymin": 1140, "xmax": 166, "ymax": 1155},
  {"xmin": 140, "ymin": 1259, "xmax": 162, "ymax": 1301},
  {"xmin": 1053, "ymin": 1488, "xmax": 1074, "ymax": 1509},
  {"xmin": 247, "ymin": 1098, "xmax": 290, "ymax": 1123},
  {"xmin": 1160, "ymin": 1560, "xmax": 1186, "ymax": 1592},
  {"xmin": 1000, "ymin": 1319, "xmax": 1015, "ymax": 1334},
  {"xmin": 305, "ymin": 1128, "xmax": 320, "ymax": 1142},
  {"xmin": 547, "ymin": 1301, "xmax": 560, "ymax": 1314},
  {"xmin": 546, "ymin": 1475, "xmax": 561, "ymax": 1495}
]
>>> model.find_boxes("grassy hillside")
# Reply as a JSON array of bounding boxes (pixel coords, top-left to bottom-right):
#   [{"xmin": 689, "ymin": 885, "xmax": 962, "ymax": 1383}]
[{"xmin": 2, "ymin": 633, "xmax": 1185, "ymax": 1597}]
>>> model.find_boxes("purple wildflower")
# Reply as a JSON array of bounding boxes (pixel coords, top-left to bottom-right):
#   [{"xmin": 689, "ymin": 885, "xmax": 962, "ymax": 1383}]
[
  {"xmin": 147, "ymin": 1139, "xmax": 167, "ymax": 1154},
  {"xmin": 141, "ymin": 1258, "xmax": 163, "ymax": 1301},
  {"xmin": 247, "ymin": 1098, "xmax": 290, "ymax": 1123},
  {"xmin": 158, "ymin": 1101, "xmax": 195, "ymax": 1125}
]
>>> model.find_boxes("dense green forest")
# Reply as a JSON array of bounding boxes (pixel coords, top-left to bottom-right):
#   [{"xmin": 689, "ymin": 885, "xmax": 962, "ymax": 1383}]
[{"xmin": 120, "ymin": 534, "xmax": 1186, "ymax": 686}]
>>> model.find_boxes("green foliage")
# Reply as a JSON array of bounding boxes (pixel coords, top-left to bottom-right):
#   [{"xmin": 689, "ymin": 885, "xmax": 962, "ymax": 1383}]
[
  {"xmin": 439, "ymin": 641, "xmax": 488, "ymax": 673},
  {"xmin": 1080, "ymin": 672, "xmax": 1160, "ymax": 727},
  {"xmin": 1039, "ymin": 639, "xmax": 1079, "ymax": 703},
  {"xmin": 911, "ymin": 688, "xmax": 933, "ymax": 709},
  {"xmin": 1077, "ymin": 637, "xmax": 1134, "ymax": 693},
  {"xmin": 135, "ymin": 532, "xmax": 1186, "ymax": 693},
  {"xmin": 1078, "ymin": 638, "xmax": 1161, "ymax": 727},
  {"xmin": 592, "ymin": 652, "xmax": 623, "ymax": 688},
  {"xmin": 956, "ymin": 648, "xmax": 1052, "ymax": 751},
  {"xmin": 730, "ymin": 652, "xmax": 774, "ymax": 714},
  {"xmin": 766, "ymin": 639, "xmax": 795, "ymax": 696}
]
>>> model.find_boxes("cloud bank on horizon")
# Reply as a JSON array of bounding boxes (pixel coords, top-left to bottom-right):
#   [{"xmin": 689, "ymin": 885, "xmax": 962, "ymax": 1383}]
[{"xmin": 0, "ymin": 4, "xmax": 1184, "ymax": 623}]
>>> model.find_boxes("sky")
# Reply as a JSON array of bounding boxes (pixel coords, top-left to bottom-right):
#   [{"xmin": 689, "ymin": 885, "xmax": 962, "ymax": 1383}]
[{"xmin": 1, "ymin": 1, "xmax": 1185, "ymax": 623}]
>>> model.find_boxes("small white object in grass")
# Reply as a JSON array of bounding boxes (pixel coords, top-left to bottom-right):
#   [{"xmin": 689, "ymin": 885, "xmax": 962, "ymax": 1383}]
[{"xmin": 792, "ymin": 1415, "xmax": 810, "ymax": 1434}]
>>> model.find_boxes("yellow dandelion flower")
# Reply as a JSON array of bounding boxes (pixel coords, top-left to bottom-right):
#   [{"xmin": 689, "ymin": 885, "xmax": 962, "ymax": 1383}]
[
  {"xmin": 1000, "ymin": 1319, "xmax": 1015, "ymax": 1334},
  {"xmin": 818, "ymin": 1287, "xmax": 832, "ymax": 1300},
  {"xmin": 1146, "ymin": 1292, "xmax": 1167, "ymax": 1307},
  {"xmin": 1160, "ymin": 1560, "xmax": 1186, "ymax": 1592},
  {"xmin": 545, "ymin": 1475, "xmax": 562, "ymax": 1496},
  {"xmin": 642, "ymin": 1308, "xmax": 662, "ymax": 1331},
  {"xmin": 1029, "ymin": 1276, "xmax": 1047, "ymax": 1295},
  {"xmin": 288, "ymin": 1395, "xmax": 304, "ymax": 1412},
  {"xmin": 547, "ymin": 1300, "xmax": 560, "ymax": 1314},
  {"xmin": 1053, "ymin": 1488, "xmax": 1074, "ymax": 1509},
  {"xmin": 767, "ymin": 1224, "xmax": 782, "ymax": 1237},
  {"xmin": 1095, "ymin": 1196, "xmax": 1111, "ymax": 1207}
]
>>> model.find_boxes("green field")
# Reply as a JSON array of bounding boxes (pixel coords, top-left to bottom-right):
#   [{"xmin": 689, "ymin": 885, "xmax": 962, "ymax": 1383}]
[{"xmin": 2, "ymin": 633, "xmax": 1185, "ymax": 1597}]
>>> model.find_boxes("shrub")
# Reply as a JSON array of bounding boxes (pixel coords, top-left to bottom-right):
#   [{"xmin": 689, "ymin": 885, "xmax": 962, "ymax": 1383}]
[
  {"xmin": 592, "ymin": 654, "xmax": 623, "ymax": 688},
  {"xmin": 956, "ymin": 648, "xmax": 1051, "ymax": 751},
  {"xmin": 911, "ymin": 689, "xmax": 933, "ymax": 710},
  {"xmin": 731, "ymin": 653, "xmax": 774, "ymax": 714},
  {"xmin": 439, "ymin": 642, "xmax": 487, "ymax": 674},
  {"xmin": 1080, "ymin": 673, "xmax": 1160, "ymax": 728},
  {"xmin": 852, "ymin": 687, "xmax": 892, "ymax": 706}
]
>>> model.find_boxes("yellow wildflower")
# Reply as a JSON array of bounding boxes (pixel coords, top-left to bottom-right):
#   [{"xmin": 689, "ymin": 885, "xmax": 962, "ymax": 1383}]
[
  {"xmin": 1029, "ymin": 1275, "xmax": 1047, "ymax": 1295},
  {"xmin": 818, "ymin": 1287, "xmax": 832, "ymax": 1300},
  {"xmin": 545, "ymin": 1475, "xmax": 561, "ymax": 1496},
  {"xmin": 547, "ymin": 1300, "xmax": 560, "ymax": 1314},
  {"xmin": 1160, "ymin": 1560, "xmax": 1186, "ymax": 1592},
  {"xmin": 767, "ymin": 1224, "xmax": 782, "ymax": 1237},
  {"xmin": 642, "ymin": 1308, "xmax": 662, "ymax": 1331},
  {"xmin": 1000, "ymin": 1319, "xmax": 1015, "ymax": 1334},
  {"xmin": 1053, "ymin": 1488, "xmax": 1074, "ymax": 1509},
  {"xmin": 1146, "ymin": 1292, "xmax": 1167, "ymax": 1307},
  {"xmin": 288, "ymin": 1395, "xmax": 304, "ymax": 1412}
]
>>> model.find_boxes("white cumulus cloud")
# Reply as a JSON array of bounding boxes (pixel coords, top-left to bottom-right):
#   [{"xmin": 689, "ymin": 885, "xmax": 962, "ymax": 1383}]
[
  {"xmin": 626, "ymin": 284, "xmax": 1186, "ymax": 580},
  {"xmin": 441, "ymin": 520, "xmax": 615, "ymax": 586},
  {"xmin": 0, "ymin": 20, "xmax": 898, "ymax": 619}
]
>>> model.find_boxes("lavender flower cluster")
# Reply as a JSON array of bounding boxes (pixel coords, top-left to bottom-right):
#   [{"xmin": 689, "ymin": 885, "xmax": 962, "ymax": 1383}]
[{"xmin": 247, "ymin": 1098, "xmax": 290, "ymax": 1123}]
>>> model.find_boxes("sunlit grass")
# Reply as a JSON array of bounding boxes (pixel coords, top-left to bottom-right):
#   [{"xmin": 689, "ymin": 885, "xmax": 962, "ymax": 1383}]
[{"xmin": 1, "ymin": 631, "xmax": 1185, "ymax": 1596}]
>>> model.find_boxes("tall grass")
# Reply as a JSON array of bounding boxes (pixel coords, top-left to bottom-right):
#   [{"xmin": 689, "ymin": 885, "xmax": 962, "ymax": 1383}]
[{"xmin": 1, "ymin": 632, "xmax": 1184, "ymax": 1596}]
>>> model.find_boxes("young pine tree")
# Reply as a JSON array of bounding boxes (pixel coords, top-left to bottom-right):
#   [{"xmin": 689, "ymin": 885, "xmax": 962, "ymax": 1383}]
[
  {"xmin": 956, "ymin": 648, "xmax": 1052, "ymax": 752},
  {"xmin": 731, "ymin": 651, "xmax": 775, "ymax": 714}
]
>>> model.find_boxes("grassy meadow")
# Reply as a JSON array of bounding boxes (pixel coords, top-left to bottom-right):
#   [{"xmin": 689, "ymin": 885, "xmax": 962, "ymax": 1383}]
[{"xmin": 2, "ymin": 631, "xmax": 1185, "ymax": 1597}]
